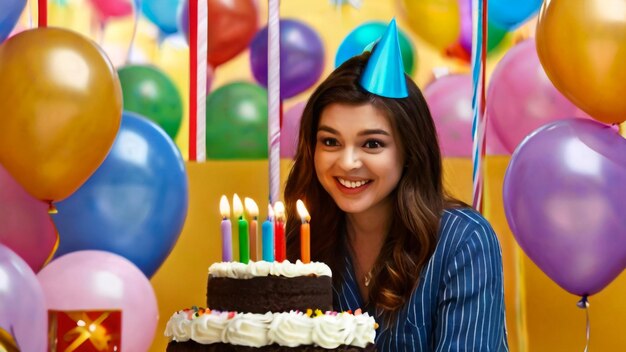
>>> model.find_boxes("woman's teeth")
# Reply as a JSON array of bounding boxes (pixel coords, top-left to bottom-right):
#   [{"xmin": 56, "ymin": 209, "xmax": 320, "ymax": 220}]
[{"xmin": 337, "ymin": 178, "xmax": 371, "ymax": 189}]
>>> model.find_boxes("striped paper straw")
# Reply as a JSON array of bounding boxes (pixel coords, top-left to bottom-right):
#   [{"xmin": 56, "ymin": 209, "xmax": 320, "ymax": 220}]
[
  {"xmin": 470, "ymin": 0, "xmax": 487, "ymax": 212},
  {"xmin": 268, "ymin": 0, "xmax": 281, "ymax": 204},
  {"xmin": 189, "ymin": 0, "xmax": 208, "ymax": 161}
]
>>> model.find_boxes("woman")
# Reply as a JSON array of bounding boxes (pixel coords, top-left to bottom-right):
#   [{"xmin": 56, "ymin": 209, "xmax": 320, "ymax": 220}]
[{"xmin": 284, "ymin": 22, "xmax": 508, "ymax": 351}]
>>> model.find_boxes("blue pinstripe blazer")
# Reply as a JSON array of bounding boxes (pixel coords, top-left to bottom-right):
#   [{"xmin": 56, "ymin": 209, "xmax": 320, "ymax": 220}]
[{"xmin": 333, "ymin": 208, "xmax": 509, "ymax": 351}]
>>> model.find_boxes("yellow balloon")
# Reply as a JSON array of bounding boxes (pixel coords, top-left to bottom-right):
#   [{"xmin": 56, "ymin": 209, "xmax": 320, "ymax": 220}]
[
  {"xmin": 536, "ymin": 0, "xmax": 626, "ymax": 124},
  {"xmin": 401, "ymin": 0, "xmax": 460, "ymax": 51},
  {"xmin": 0, "ymin": 28, "xmax": 122, "ymax": 202}
]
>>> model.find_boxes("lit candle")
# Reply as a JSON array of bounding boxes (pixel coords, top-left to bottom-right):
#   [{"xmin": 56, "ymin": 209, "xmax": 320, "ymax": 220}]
[
  {"xmin": 233, "ymin": 194, "xmax": 249, "ymax": 264},
  {"xmin": 273, "ymin": 201, "xmax": 286, "ymax": 262},
  {"xmin": 219, "ymin": 195, "xmax": 233, "ymax": 262},
  {"xmin": 245, "ymin": 197, "xmax": 259, "ymax": 262},
  {"xmin": 296, "ymin": 200, "xmax": 311, "ymax": 263},
  {"xmin": 262, "ymin": 204, "xmax": 275, "ymax": 262}
]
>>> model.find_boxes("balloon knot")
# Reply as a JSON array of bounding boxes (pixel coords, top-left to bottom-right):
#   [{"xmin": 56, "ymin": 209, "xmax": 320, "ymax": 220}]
[
  {"xmin": 48, "ymin": 201, "xmax": 58, "ymax": 214},
  {"xmin": 577, "ymin": 295, "xmax": 590, "ymax": 309}
]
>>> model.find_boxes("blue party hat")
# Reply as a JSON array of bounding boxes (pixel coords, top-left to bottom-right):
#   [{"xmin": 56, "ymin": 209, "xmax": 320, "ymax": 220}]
[{"xmin": 359, "ymin": 18, "xmax": 408, "ymax": 98}]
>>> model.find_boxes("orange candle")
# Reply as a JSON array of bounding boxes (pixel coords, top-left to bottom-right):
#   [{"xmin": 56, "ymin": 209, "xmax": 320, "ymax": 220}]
[
  {"xmin": 296, "ymin": 200, "xmax": 311, "ymax": 263},
  {"xmin": 245, "ymin": 197, "xmax": 259, "ymax": 261}
]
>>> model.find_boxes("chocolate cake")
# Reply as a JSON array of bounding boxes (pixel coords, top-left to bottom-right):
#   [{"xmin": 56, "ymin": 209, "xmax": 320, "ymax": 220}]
[{"xmin": 165, "ymin": 261, "xmax": 377, "ymax": 351}]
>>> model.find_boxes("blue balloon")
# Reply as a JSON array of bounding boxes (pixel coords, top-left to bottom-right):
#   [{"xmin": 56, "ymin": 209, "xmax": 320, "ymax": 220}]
[
  {"xmin": 141, "ymin": 0, "xmax": 180, "ymax": 34},
  {"xmin": 53, "ymin": 111, "xmax": 188, "ymax": 278},
  {"xmin": 489, "ymin": 0, "xmax": 542, "ymax": 30},
  {"xmin": 0, "ymin": 0, "xmax": 26, "ymax": 43}
]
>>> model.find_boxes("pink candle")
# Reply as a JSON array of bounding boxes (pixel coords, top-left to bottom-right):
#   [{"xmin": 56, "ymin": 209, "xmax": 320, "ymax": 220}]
[{"xmin": 219, "ymin": 195, "xmax": 232, "ymax": 262}]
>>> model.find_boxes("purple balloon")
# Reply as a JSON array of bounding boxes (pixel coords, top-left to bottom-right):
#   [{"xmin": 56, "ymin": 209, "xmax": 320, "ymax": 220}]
[
  {"xmin": 487, "ymin": 39, "xmax": 589, "ymax": 154},
  {"xmin": 280, "ymin": 101, "xmax": 305, "ymax": 159},
  {"xmin": 0, "ymin": 243, "xmax": 47, "ymax": 352},
  {"xmin": 250, "ymin": 19, "xmax": 325, "ymax": 99},
  {"xmin": 503, "ymin": 118, "xmax": 626, "ymax": 296}
]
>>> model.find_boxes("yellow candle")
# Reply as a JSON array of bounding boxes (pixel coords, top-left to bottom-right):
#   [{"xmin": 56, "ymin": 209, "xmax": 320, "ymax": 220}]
[
  {"xmin": 245, "ymin": 197, "xmax": 259, "ymax": 261},
  {"xmin": 296, "ymin": 200, "xmax": 311, "ymax": 263}
]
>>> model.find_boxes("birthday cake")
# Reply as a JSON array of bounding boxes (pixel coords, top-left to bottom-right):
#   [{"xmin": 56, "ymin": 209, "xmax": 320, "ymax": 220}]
[{"xmin": 165, "ymin": 260, "xmax": 377, "ymax": 351}]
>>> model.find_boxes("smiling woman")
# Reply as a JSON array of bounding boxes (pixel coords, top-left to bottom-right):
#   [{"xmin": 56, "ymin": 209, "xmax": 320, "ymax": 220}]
[{"xmin": 284, "ymin": 20, "xmax": 509, "ymax": 352}]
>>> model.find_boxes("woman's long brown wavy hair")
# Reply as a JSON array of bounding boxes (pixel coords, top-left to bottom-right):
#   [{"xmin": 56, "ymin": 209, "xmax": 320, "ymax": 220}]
[{"xmin": 284, "ymin": 52, "xmax": 463, "ymax": 317}]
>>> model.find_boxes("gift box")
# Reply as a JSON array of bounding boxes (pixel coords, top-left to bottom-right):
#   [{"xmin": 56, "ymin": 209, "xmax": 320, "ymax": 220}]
[{"xmin": 48, "ymin": 310, "xmax": 122, "ymax": 352}]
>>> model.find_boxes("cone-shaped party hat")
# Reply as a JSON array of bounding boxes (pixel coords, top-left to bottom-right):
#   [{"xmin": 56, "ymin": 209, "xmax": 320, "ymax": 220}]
[{"xmin": 359, "ymin": 18, "xmax": 408, "ymax": 98}]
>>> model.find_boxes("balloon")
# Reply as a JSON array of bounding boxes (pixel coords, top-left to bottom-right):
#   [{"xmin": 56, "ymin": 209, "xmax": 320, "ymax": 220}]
[
  {"xmin": 37, "ymin": 250, "xmax": 158, "ymax": 352},
  {"xmin": 487, "ymin": 39, "xmax": 589, "ymax": 153},
  {"xmin": 0, "ymin": 0, "xmax": 25, "ymax": 43},
  {"xmin": 456, "ymin": 0, "xmax": 509, "ymax": 59},
  {"xmin": 118, "ymin": 64, "xmax": 183, "ymax": 140},
  {"xmin": 52, "ymin": 112, "xmax": 188, "ymax": 278},
  {"xmin": 205, "ymin": 82, "xmax": 268, "ymax": 159},
  {"xmin": 400, "ymin": 0, "xmax": 460, "ymax": 51},
  {"xmin": 0, "ymin": 28, "xmax": 122, "ymax": 203},
  {"xmin": 503, "ymin": 118, "xmax": 626, "ymax": 296},
  {"xmin": 0, "ymin": 244, "xmax": 47, "ymax": 352},
  {"xmin": 179, "ymin": 0, "xmax": 258, "ymax": 67},
  {"xmin": 281, "ymin": 102, "xmax": 306, "ymax": 159},
  {"xmin": 489, "ymin": 0, "xmax": 542, "ymax": 30},
  {"xmin": 335, "ymin": 21, "xmax": 415, "ymax": 75},
  {"xmin": 537, "ymin": 0, "xmax": 626, "ymax": 124},
  {"xmin": 250, "ymin": 19, "xmax": 325, "ymax": 99},
  {"xmin": 0, "ymin": 166, "xmax": 58, "ymax": 273},
  {"xmin": 424, "ymin": 74, "xmax": 473, "ymax": 157},
  {"xmin": 88, "ymin": 0, "xmax": 134, "ymax": 21},
  {"xmin": 141, "ymin": 0, "xmax": 179, "ymax": 34}
]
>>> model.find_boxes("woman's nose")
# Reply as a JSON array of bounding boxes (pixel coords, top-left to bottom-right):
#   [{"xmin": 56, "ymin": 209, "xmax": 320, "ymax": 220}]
[{"xmin": 338, "ymin": 147, "xmax": 362, "ymax": 170}]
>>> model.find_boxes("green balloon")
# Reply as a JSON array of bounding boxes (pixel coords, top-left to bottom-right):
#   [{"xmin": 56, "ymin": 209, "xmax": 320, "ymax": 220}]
[
  {"xmin": 118, "ymin": 65, "xmax": 183, "ymax": 140},
  {"xmin": 487, "ymin": 22, "xmax": 509, "ymax": 53},
  {"xmin": 205, "ymin": 82, "xmax": 268, "ymax": 159}
]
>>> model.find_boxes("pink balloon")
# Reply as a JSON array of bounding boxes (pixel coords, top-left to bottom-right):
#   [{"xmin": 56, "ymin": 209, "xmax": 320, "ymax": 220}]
[
  {"xmin": 0, "ymin": 243, "xmax": 47, "ymax": 352},
  {"xmin": 88, "ymin": 0, "xmax": 134, "ymax": 21},
  {"xmin": 280, "ymin": 101, "xmax": 305, "ymax": 159},
  {"xmin": 424, "ymin": 74, "xmax": 474, "ymax": 157},
  {"xmin": 37, "ymin": 250, "xmax": 158, "ymax": 351},
  {"xmin": 487, "ymin": 39, "xmax": 588, "ymax": 153},
  {"xmin": 0, "ymin": 165, "xmax": 57, "ymax": 273}
]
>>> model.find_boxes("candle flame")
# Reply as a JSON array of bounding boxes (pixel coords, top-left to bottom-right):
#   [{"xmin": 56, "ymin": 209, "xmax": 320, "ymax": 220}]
[
  {"xmin": 267, "ymin": 203, "xmax": 274, "ymax": 220},
  {"xmin": 232, "ymin": 194, "xmax": 243, "ymax": 218},
  {"xmin": 273, "ymin": 201, "xmax": 285, "ymax": 221},
  {"xmin": 296, "ymin": 199, "xmax": 311, "ymax": 223},
  {"xmin": 244, "ymin": 197, "xmax": 259, "ymax": 218},
  {"xmin": 219, "ymin": 195, "xmax": 230, "ymax": 218}
]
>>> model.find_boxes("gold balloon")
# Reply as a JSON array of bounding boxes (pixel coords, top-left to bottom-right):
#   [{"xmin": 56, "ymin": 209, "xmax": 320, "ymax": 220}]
[
  {"xmin": 536, "ymin": 0, "xmax": 626, "ymax": 124},
  {"xmin": 401, "ymin": 0, "xmax": 460, "ymax": 51},
  {"xmin": 0, "ymin": 28, "xmax": 122, "ymax": 202}
]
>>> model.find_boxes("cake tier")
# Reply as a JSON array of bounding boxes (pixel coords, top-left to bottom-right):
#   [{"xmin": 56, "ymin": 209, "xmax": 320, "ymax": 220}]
[
  {"xmin": 207, "ymin": 275, "xmax": 332, "ymax": 313},
  {"xmin": 167, "ymin": 341, "xmax": 376, "ymax": 351}
]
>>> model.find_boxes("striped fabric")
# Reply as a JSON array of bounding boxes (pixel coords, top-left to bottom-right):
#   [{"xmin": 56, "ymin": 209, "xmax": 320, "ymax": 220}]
[{"xmin": 333, "ymin": 208, "xmax": 509, "ymax": 351}]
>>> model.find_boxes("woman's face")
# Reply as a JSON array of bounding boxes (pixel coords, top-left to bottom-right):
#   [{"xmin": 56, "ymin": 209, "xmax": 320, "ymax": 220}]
[{"xmin": 314, "ymin": 103, "xmax": 405, "ymax": 216}]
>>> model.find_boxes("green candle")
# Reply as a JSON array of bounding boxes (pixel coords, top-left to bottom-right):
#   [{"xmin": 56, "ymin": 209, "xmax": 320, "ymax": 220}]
[{"xmin": 233, "ymin": 194, "xmax": 250, "ymax": 263}]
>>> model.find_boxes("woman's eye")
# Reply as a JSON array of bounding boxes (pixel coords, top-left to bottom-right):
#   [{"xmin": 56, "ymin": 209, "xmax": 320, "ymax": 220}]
[
  {"xmin": 363, "ymin": 140, "xmax": 384, "ymax": 149},
  {"xmin": 321, "ymin": 137, "xmax": 339, "ymax": 147}
]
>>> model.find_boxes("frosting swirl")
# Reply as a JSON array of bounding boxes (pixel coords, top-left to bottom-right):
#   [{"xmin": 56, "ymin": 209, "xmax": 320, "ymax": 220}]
[
  {"xmin": 209, "ymin": 260, "xmax": 332, "ymax": 279},
  {"xmin": 164, "ymin": 308, "xmax": 376, "ymax": 348}
]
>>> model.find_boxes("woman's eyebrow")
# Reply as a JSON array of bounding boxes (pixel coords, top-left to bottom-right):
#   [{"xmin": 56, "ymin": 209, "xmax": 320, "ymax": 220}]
[
  {"xmin": 357, "ymin": 129, "xmax": 390, "ymax": 136},
  {"xmin": 317, "ymin": 125, "xmax": 339, "ymax": 134}
]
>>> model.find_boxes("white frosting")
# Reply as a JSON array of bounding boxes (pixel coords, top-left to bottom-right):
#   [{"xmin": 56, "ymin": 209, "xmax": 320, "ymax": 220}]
[
  {"xmin": 165, "ymin": 309, "xmax": 376, "ymax": 348},
  {"xmin": 209, "ymin": 260, "xmax": 332, "ymax": 279}
]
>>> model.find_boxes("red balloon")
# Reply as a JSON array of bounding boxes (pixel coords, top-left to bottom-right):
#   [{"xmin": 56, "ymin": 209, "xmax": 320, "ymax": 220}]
[{"xmin": 208, "ymin": 0, "xmax": 258, "ymax": 67}]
